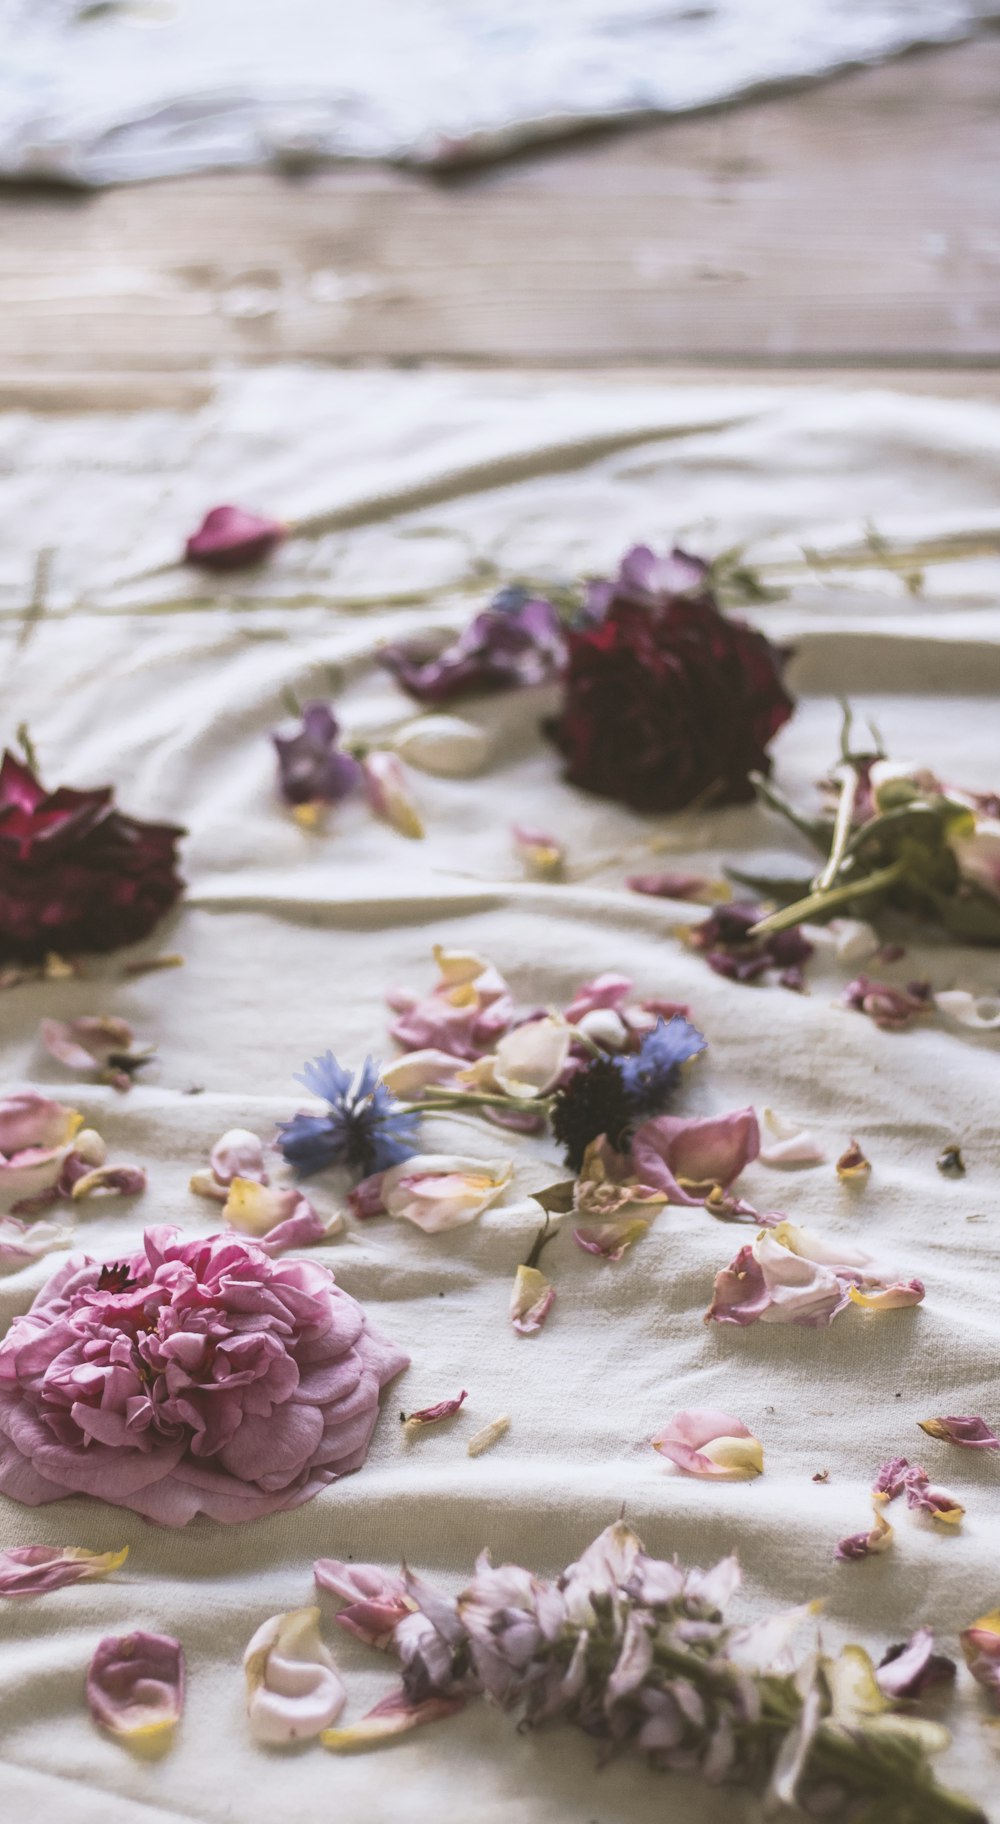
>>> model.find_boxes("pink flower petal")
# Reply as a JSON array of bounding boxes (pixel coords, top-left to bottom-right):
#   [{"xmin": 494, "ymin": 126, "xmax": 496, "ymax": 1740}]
[
  {"xmin": 243, "ymin": 1606, "xmax": 345, "ymax": 1744},
  {"xmin": 961, "ymin": 1612, "xmax": 1000, "ymax": 1705},
  {"xmin": 184, "ymin": 504, "xmax": 285, "ymax": 569},
  {"xmin": 563, "ymin": 973, "xmax": 633, "ymax": 1024},
  {"xmin": 403, "ymin": 1391, "xmax": 468, "ymax": 1428},
  {"xmin": 918, "ymin": 1415, "xmax": 1000, "ymax": 1449},
  {"xmin": 0, "ymin": 1213, "xmax": 73, "ymax": 1272},
  {"xmin": 876, "ymin": 1629, "xmax": 956, "ymax": 1700},
  {"xmin": 631, "ymin": 1107, "xmax": 760, "ymax": 1204},
  {"xmin": 652, "ymin": 1409, "xmax": 763, "ymax": 1479},
  {"xmin": 0, "ymin": 1543, "xmax": 128, "ymax": 1598},
  {"xmin": 509, "ymin": 1264, "xmax": 554, "ymax": 1334},
  {"xmin": 835, "ymin": 1506, "xmax": 894, "ymax": 1561},
  {"xmin": 321, "ymin": 1688, "xmax": 464, "ymax": 1750},
  {"xmin": 626, "ymin": 872, "xmax": 713, "ymax": 902},
  {"xmin": 313, "ymin": 1560, "xmax": 414, "ymax": 1649},
  {"xmin": 87, "ymin": 1630, "xmax": 185, "ymax": 1741}
]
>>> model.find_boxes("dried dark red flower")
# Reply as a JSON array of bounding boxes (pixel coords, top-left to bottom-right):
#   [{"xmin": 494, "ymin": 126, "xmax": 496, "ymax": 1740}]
[
  {"xmin": 0, "ymin": 752, "xmax": 184, "ymax": 964},
  {"xmin": 545, "ymin": 548, "xmax": 793, "ymax": 813}
]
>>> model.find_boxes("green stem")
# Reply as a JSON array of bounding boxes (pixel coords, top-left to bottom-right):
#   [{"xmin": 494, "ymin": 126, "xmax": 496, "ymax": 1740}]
[
  {"xmin": 750, "ymin": 772, "xmax": 833, "ymax": 856},
  {"xmin": 748, "ymin": 858, "xmax": 906, "ymax": 938},
  {"xmin": 416, "ymin": 1087, "xmax": 553, "ymax": 1118},
  {"xmin": 815, "ymin": 765, "xmax": 859, "ymax": 892}
]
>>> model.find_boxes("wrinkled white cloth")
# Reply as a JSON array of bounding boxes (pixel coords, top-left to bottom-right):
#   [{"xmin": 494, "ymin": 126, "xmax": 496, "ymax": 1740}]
[
  {"xmin": 2, "ymin": 367, "xmax": 1000, "ymax": 1822},
  {"xmin": 0, "ymin": 0, "xmax": 997, "ymax": 184}
]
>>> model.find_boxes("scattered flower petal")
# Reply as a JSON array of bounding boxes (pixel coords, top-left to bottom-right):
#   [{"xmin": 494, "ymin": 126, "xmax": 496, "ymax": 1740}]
[
  {"xmin": 352, "ymin": 1155, "xmax": 512, "ymax": 1233},
  {"xmin": 185, "ymin": 504, "xmax": 285, "ymax": 568},
  {"xmin": 758, "ymin": 1108, "xmax": 826, "ymax": 1168},
  {"xmin": 0, "ymin": 1092, "xmax": 83, "ymax": 1206},
  {"xmin": 253, "ymin": 1203, "xmax": 341, "ymax": 1256},
  {"xmin": 704, "ymin": 1185, "xmax": 767, "ymax": 1223},
  {"xmin": 835, "ymin": 1506, "xmax": 894, "ymax": 1561},
  {"xmin": 243, "ymin": 1606, "xmax": 346, "ymax": 1744},
  {"xmin": 362, "ymin": 751, "xmax": 425, "ymax": 839},
  {"xmin": 379, "ymin": 589, "xmax": 565, "ymax": 703},
  {"xmin": 873, "ymin": 1457, "xmax": 911, "ymax": 1502},
  {"xmin": 0, "ymin": 1543, "xmax": 128, "ymax": 1597},
  {"xmin": 40, "ymin": 1016, "xmax": 153, "ymax": 1093},
  {"xmin": 904, "ymin": 1466, "xmax": 964, "ymax": 1526},
  {"xmin": 574, "ymin": 1216, "xmax": 650, "ymax": 1259},
  {"xmin": 826, "ymin": 918, "xmax": 881, "ymax": 964},
  {"xmin": 378, "ymin": 1049, "xmax": 463, "ymax": 1097},
  {"xmin": 841, "ymin": 975, "xmax": 932, "ymax": 1032},
  {"xmin": 570, "ymin": 1136, "xmax": 666, "ymax": 1259},
  {"xmin": 687, "ymin": 902, "xmax": 813, "ymax": 991},
  {"xmin": 934, "ymin": 989, "xmax": 1000, "ymax": 1030},
  {"xmin": 651, "ymin": 1409, "xmax": 763, "ymax": 1480},
  {"xmin": 391, "ymin": 715, "xmax": 489, "ymax": 777},
  {"xmin": 321, "ymin": 1689, "xmax": 465, "ymax": 1749},
  {"xmin": 836, "ymin": 1139, "xmax": 871, "ymax": 1181},
  {"xmin": 512, "ymin": 824, "xmax": 565, "ymax": 881},
  {"xmin": 313, "ymin": 1560, "xmax": 414, "ymax": 1648},
  {"xmin": 936, "ymin": 1144, "xmax": 966, "ymax": 1178},
  {"xmin": 71, "ymin": 1164, "xmax": 147, "ymax": 1201},
  {"xmin": 961, "ymin": 1611, "xmax": 1000, "ymax": 1705},
  {"xmin": 876, "ymin": 1630, "xmax": 956, "ymax": 1701},
  {"xmin": 388, "ymin": 948, "xmax": 514, "ymax": 1061},
  {"xmin": 707, "ymin": 1221, "xmax": 924, "ymax": 1329},
  {"xmin": 190, "ymin": 1128, "xmax": 270, "ymax": 1201},
  {"xmin": 630, "ymin": 1106, "xmax": 759, "ymax": 1205},
  {"xmin": 465, "ymin": 1015, "xmax": 570, "ymax": 1099},
  {"xmin": 626, "ymin": 872, "xmax": 720, "ymax": 903},
  {"xmin": 467, "ymin": 1416, "xmax": 511, "ymax": 1457},
  {"xmin": 87, "ymin": 1630, "xmax": 185, "ymax": 1741},
  {"xmin": 0, "ymin": 1213, "xmax": 73, "ymax": 1271},
  {"xmin": 918, "ymin": 1415, "xmax": 1000, "ymax": 1450},
  {"xmin": 509, "ymin": 1265, "xmax": 554, "ymax": 1335},
  {"xmin": 403, "ymin": 1391, "xmax": 468, "ymax": 1431}
]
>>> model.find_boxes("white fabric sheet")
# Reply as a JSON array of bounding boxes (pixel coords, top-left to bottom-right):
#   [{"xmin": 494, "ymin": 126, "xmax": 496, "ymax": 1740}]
[
  {"xmin": 0, "ymin": 0, "xmax": 997, "ymax": 185},
  {"xmin": 2, "ymin": 367, "xmax": 1000, "ymax": 1822}
]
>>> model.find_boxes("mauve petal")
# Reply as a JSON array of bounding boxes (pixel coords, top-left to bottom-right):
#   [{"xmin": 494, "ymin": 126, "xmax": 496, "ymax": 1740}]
[
  {"xmin": 631, "ymin": 1108, "xmax": 760, "ymax": 1204},
  {"xmin": 184, "ymin": 504, "xmax": 284, "ymax": 569},
  {"xmin": 244, "ymin": 1606, "xmax": 346, "ymax": 1744},
  {"xmin": 87, "ymin": 1631, "xmax": 184, "ymax": 1739},
  {"xmin": 0, "ymin": 1543, "xmax": 128, "ymax": 1597}
]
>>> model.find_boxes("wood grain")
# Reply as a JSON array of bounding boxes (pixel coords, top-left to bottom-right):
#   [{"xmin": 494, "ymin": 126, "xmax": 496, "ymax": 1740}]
[{"xmin": 1, "ymin": 40, "xmax": 999, "ymax": 387}]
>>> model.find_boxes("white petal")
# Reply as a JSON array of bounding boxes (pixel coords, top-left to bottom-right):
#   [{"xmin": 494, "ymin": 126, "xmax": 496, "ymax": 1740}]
[
  {"xmin": 244, "ymin": 1607, "xmax": 345, "ymax": 1745},
  {"xmin": 935, "ymin": 990, "xmax": 1000, "ymax": 1030},
  {"xmin": 392, "ymin": 715, "xmax": 489, "ymax": 777}
]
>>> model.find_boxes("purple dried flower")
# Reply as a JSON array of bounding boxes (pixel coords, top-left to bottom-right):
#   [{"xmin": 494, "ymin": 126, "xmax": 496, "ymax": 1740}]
[
  {"xmin": 272, "ymin": 702, "xmax": 361, "ymax": 808},
  {"xmin": 379, "ymin": 589, "xmax": 565, "ymax": 703}
]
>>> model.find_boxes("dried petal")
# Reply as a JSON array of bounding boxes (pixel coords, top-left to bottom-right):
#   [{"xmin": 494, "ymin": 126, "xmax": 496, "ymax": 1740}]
[
  {"xmin": 876, "ymin": 1629, "xmax": 956, "ymax": 1700},
  {"xmin": 358, "ymin": 1154, "xmax": 513, "ymax": 1233},
  {"xmin": 835, "ymin": 1506, "xmax": 894, "ymax": 1561},
  {"xmin": 378, "ymin": 1050, "xmax": 462, "ymax": 1098},
  {"xmin": 403, "ymin": 1390, "xmax": 468, "ymax": 1431},
  {"xmin": 918, "ymin": 1415, "xmax": 1000, "ymax": 1449},
  {"xmin": 707, "ymin": 1220, "xmax": 924, "ymax": 1329},
  {"xmin": 934, "ymin": 990, "xmax": 1000, "ymax": 1030},
  {"xmin": 362, "ymin": 751, "xmax": 425, "ymax": 839},
  {"xmin": 627, "ymin": 872, "xmax": 721, "ymax": 903},
  {"xmin": 185, "ymin": 503, "xmax": 285, "ymax": 568},
  {"xmin": 40, "ymin": 1016, "xmax": 152, "ymax": 1091},
  {"xmin": 391, "ymin": 715, "xmax": 489, "ymax": 777},
  {"xmin": 758, "ymin": 1109, "xmax": 826, "ymax": 1168},
  {"xmin": 243, "ymin": 1606, "xmax": 345, "ymax": 1744},
  {"xmin": 253, "ymin": 1203, "xmax": 342, "ymax": 1256},
  {"xmin": 847, "ymin": 1280, "xmax": 925, "ymax": 1310},
  {"xmin": 630, "ymin": 1107, "xmax": 760, "ymax": 1205},
  {"xmin": 873, "ymin": 1458, "xmax": 911, "ymax": 1502},
  {"xmin": 841, "ymin": 975, "xmax": 932, "ymax": 1032},
  {"xmin": 0, "ymin": 1543, "xmax": 128, "ymax": 1598},
  {"xmin": 652, "ymin": 1409, "xmax": 763, "ymax": 1480},
  {"xmin": 961, "ymin": 1610, "xmax": 1000, "ymax": 1705},
  {"xmin": 512, "ymin": 825, "xmax": 565, "ymax": 881},
  {"xmin": 836, "ymin": 1139, "xmax": 871, "ymax": 1181},
  {"xmin": 467, "ymin": 1415, "xmax": 511, "ymax": 1457},
  {"xmin": 936, "ymin": 1144, "xmax": 966, "ymax": 1178},
  {"xmin": 904, "ymin": 1466, "xmax": 964, "ymax": 1526},
  {"xmin": 71, "ymin": 1164, "xmax": 147, "ymax": 1201},
  {"xmin": 0, "ymin": 1092, "xmax": 84, "ymax": 1206},
  {"xmin": 464, "ymin": 1015, "xmax": 571, "ymax": 1100},
  {"xmin": 313, "ymin": 1560, "xmax": 414, "ymax": 1649},
  {"xmin": 573, "ymin": 1216, "xmax": 650, "ymax": 1260},
  {"xmin": 0, "ymin": 1213, "xmax": 73, "ymax": 1272},
  {"xmin": 321, "ymin": 1688, "xmax": 464, "ymax": 1749},
  {"xmin": 87, "ymin": 1630, "xmax": 184, "ymax": 1741},
  {"xmin": 509, "ymin": 1264, "xmax": 554, "ymax": 1334}
]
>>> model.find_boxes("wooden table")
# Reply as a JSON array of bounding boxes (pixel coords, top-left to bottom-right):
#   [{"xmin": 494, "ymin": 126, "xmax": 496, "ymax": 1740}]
[{"xmin": 1, "ymin": 40, "xmax": 999, "ymax": 408}]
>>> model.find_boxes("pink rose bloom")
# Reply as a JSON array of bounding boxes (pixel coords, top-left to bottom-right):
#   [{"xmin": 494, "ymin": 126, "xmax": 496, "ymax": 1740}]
[{"xmin": 0, "ymin": 1226, "xmax": 407, "ymax": 1526}]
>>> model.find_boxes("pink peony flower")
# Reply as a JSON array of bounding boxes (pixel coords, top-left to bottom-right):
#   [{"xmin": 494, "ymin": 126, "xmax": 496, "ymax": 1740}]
[{"xmin": 0, "ymin": 1227, "xmax": 407, "ymax": 1525}]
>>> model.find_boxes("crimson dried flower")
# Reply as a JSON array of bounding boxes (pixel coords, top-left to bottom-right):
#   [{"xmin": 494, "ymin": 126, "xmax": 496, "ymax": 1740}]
[
  {"xmin": 545, "ymin": 547, "xmax": 793, "ymax": 813},
  {"xmin": 0, "ymin": 751, "xmax": 183, "ymax": 964}
]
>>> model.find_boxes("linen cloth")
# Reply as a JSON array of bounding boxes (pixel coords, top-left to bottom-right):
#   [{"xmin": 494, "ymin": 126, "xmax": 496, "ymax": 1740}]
[
  {"xmin": 1, "ymin": 366, "xmax": 1000, "ymax": 1822},
  {"xmin": 0, "ymin": 0, "xmax": 997, "ymax": 185}
]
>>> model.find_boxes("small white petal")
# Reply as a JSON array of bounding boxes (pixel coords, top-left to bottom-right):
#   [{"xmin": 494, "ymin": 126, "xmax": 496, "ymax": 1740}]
[
  {"xmin": 392, "ymin": 715, "xmax": 490, "ymax": 777},
  {"xmin": 935, "ymin": 990, "xmax": 1000, "ymax": 1031}
]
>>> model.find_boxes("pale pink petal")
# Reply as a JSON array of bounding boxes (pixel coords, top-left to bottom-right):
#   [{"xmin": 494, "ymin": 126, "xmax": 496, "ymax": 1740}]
[
  {"xmin": 244, "ymin": 1606, "xmax": 346, "ymax": 1744},
  {"xmin": 211, "ymin": 1129, "xmax": 269, "ymax": 1187},
  {"xmin": 563, "ymin": 973, "xmax": 633, "ymax": 1024},
  {"xmin": 379, "ymin": 1050, "xmax": 462, "ymax": 1097},
  {"xmin": 0, "ymin": 1214, "xmax": 74, "ymax": 1272},
  {"xmin": 918, "ymin": 1415, "xmax": 1000, "ymax": 1449},
  {"xmin": 512, "ymin": 825, "xmax": 564, "ymax": 881},
  {"xmin": 903, "ymin": 1465, "xmax": 964, "ymax": 1526},
  {"xmin": 321, "ymin": 1688, "xmax": 464, "ymax": 1750},
  {"xmin": 961, "ymin": 1612, "xmax": 1000, "ymax": 1704},
  {"xmin": 70, "ymin": 1165, "xmax": 147, "ymax": 1201},
  {"xmin": 652, "ymin": 1409, "xmax": 763, "ymax": 1479},
  {"xmin": 362, "ymin": 752, "xmax": 424, "ymax": 839},
  {"xmin": 0, "ymin": 1543, "xmax": 128, "ymax": 1598},
  {"xmin": 758, "ymin": 1109, "xmax": 826, "ymax": 1168},
  {"xmin": 835, "ymin": 1507, "xmax": 894, "ymax": 1561},
  {"xmin": 87, "ymin": 1630, "xmax": 184, "ymax": 1741},
  {"xmin": 313, "ymin": 1560, "xmax": 413, "ymax": 1649},
  {"xmin": 403, "ymin": 1390, "xmax": 468, "ymax": 1429},
  {"xmin": 876, "ymin": 1629, "xmax": 956, "ymax": 1699},
  {"xmin": 254, "ymin": 1205, "xmax": 342, "ymax": 1256},
  {"xmin": 573, "ymin": 1217, "xmax": 650, "ymax": 1260},
  {"xmin": 631, "ymin": 1108, "xmax": 760, "ymax": 1204},
  {"xmin": 510, "ymin": 1264, "xmax": 554, "ymax": 1334},
  {"xmin": 376, "ymin": 1155, "xmax": 512, "ymax": 1234}
]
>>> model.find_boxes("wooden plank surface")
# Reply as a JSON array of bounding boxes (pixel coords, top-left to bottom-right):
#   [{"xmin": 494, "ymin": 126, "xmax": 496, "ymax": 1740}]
[{"xmin": 1, "ymin": 40, "xmax": 999, "ymax": 385}]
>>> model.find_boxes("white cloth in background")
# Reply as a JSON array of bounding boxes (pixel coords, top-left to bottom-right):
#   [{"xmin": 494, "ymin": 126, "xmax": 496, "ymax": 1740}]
[
  {"xmin": 1, "ymin": 367, "xmax": 1000, "ymax": 1822},
  {"xmin": 0, "ymin": 0, "xmax": 996, "ymax": 184}
]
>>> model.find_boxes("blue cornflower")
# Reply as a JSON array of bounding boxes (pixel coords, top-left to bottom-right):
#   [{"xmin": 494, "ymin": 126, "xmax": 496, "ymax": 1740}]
[
  {"xmin": 277, "ymin": 1051, "xmax": 421, "ymax": 1179},
  {"xmin": 617, "ymin": 1016, "xmax": 707, "ymax": 1120}
]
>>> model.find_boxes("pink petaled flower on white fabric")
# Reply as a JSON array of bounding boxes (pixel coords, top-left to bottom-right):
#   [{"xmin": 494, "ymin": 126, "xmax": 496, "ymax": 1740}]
[
  {"xmin": 705, "ymin": 1221, "xmax": 925, "ymax": 1329},
  {"xmin": 0, "ymin": 1227, "xmax": 408, "ymax": 1525},
  {"xmin": 630, "ymin": 1107, "xmax": 760, "ymax": 1206},
  {"xmin": 350, "ymin": 1155, "xmax": 512, "ymax": 1233},
  {"xmin": 652, "ymin": 1409, "xmax": 763, "ymax": 1480},
  {"xmin": 387, "ymin": 947, "xmax": 515, "ymax": 1062}
]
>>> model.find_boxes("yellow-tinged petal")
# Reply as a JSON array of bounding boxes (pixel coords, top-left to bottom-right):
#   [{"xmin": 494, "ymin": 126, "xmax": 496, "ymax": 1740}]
[
  {"xmin": 66, "ymin": 1545, "xmax": 129, "ymax": 1575},
  {"xmin": 824, "ymin": 1644, "xmax": 888, "ymax": 1725},
  {"xmin": 700, "ymin": 1434, "xmax": 765, "ymax": 1478},
  {"xmin": 467, "ymin": 1415, "xmax": 510, "ymax": 1457},
  {"xmin": 292, "ymin": 801, "xmax": 326, "ymax": 831},
  {"xmin": 967, "ymin": 1609, "xmax": 1000, "ymax": 1639}
]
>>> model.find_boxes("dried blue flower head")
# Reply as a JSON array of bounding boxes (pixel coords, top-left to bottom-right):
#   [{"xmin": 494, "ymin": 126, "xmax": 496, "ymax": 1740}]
[
  {"xmin": 552, "ymin": 1015, "xmax": 706, "ymax": 1168},
  {"xmin": 618, "ymin": 1016, "xmax": 707, "ymax": 1119},
  {"xmin": 278, "ymin": 1052, "xmax": 420, "ymax": 1179}
]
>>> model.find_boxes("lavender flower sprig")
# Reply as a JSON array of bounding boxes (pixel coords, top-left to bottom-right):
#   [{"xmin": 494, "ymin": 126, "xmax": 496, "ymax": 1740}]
[{"xmin": 316, "ymin": 1521, "xmax": 983, "ymax": 1823}]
